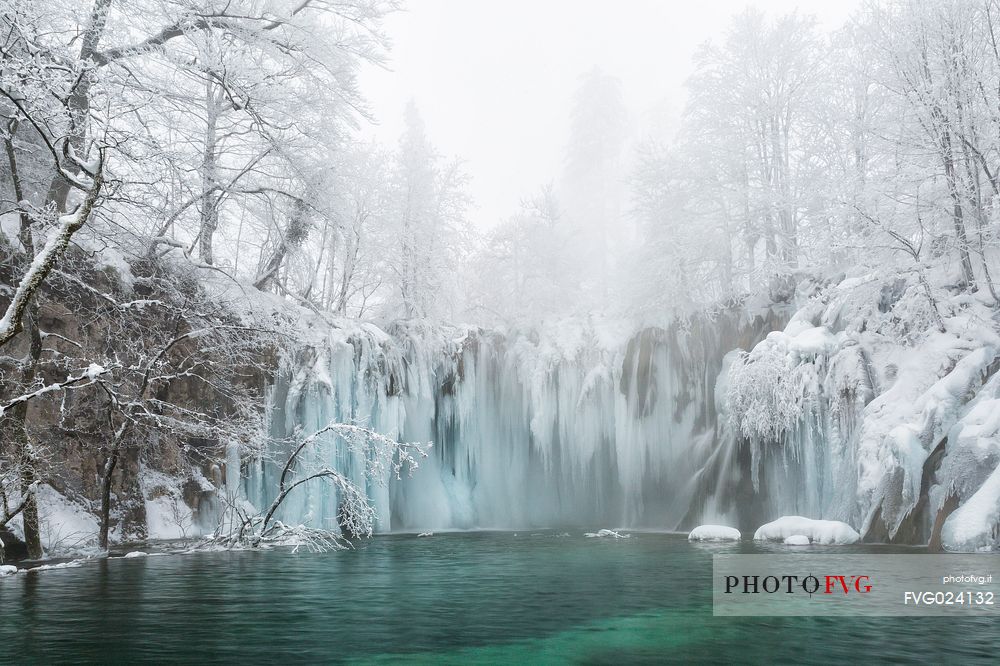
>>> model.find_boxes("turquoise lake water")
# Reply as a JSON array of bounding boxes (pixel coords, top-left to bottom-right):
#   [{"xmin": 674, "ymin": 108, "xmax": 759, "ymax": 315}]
[{"xmin": 1, "ymin": 532, "xmax": 997, "ymax": 664}]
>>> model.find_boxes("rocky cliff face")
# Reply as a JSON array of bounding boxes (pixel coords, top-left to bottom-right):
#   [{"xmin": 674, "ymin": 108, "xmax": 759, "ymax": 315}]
[{"xmin": 1, "ymin": 246, "xmax": 272, "ymax": 557}]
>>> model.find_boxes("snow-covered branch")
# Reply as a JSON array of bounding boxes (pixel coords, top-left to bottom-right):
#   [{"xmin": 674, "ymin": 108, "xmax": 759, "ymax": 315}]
[
  {"xmin": 214, "ymin": 421, "xmax": 429, "ymax": 551},
  {"xmin": 0, "ymin": 364, "xmax": 110, "ymax": 418},
  {"xmin": 0, "ymin": 157, "xmax": 104, "ymax": 349}
]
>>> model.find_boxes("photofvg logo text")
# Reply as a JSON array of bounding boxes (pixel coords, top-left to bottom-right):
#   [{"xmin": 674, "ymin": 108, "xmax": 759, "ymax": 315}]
[
  {"xmin": 724, "ymin": 573, "xmax": 872, "ymax": 595},
  {"xmin": 713, "ymin": 555, "xmax": 1000, "ymax": 616}
]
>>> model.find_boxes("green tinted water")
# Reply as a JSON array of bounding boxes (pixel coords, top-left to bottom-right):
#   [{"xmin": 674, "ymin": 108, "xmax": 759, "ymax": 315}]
[{"xmin": 0, "ymin": 532, "xmax": 995, "ymax": 664}]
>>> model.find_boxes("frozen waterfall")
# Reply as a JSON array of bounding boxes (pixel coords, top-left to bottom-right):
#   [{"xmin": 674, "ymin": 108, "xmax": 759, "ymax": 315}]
[{"xmin": 243, "ymin": 311, "xmax": 787, "ymax": 533}]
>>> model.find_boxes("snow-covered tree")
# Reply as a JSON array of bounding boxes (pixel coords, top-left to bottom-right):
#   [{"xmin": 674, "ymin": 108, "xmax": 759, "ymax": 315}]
[
  {"xmin": 466, "ymin": 185, "xmax": 575, "ymax": 324},
  {"xmin": 0, "ymin": 0, "xmax": 397, "ymax": 555},
  {"xmin": 384, "ymin": 102, "xmax": 469, "ymax": 320},
  {"xmin": 562, "ymin": 67, "xmax": 630, "ymax": 297}
]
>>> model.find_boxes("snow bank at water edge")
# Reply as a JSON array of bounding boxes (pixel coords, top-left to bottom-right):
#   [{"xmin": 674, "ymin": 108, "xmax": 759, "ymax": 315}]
[
  {"xmin": 23, "ymin": 560, "xmax": 87, "ymax": 573},
  {"xmin": 783, "ymin": 534, "xmax": 811, "ymax": 545},
  {"xmin": 754, "ymin": 516, "xmax": 860, "ymax": 545},
  {"xmin": 688, "ymin": 525, "xmax": 741, "ymax": 541}
]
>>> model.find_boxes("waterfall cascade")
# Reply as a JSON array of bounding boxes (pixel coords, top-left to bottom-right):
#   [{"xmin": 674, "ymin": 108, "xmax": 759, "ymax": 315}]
[{"xmin": 245, "ymin": 311, "xmax": 786, "ymax": 533}]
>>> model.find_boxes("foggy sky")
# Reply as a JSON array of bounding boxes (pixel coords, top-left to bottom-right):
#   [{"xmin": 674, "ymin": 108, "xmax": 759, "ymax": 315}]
[{"xmin": 358, "ymin": 1, "xmax": 860, "ymax": 231}]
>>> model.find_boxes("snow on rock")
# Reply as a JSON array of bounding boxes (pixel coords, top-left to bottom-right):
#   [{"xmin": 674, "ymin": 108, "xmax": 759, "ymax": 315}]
[
  {"xmin": 140, "ymin": 469, "xmax": 198, "ymax": 540},
  {"xmin": 687, "ymin": 525, "xmax": 741, "ymax": 541},
  {"xmin": 584, "ymin": 529, "xmax": 630, "ymax": 539},
  {"xmin": 857, "ymin": 336, "xmax": 999, "ymax": 537},
  {"xmin": 754, "ymin": 516, "xmax": 860, "ymax": 545},
  {"xmin": 787, "ymin": 325, "xmax": 838, "ymax": 358},
  {"xmin": 416, "ymin": 532, "xmax": 433, "ymax": 537},
  {"xmin": 4, "ymin": 485, "xmax": 102, "ymax": 556},
  {"xmin": 934, "ymin": 371, "xmax": 1000, "ymax": 552},
  {"xmin": 783, "ymin": 535, "xmax": 811, "ymax": 545},
  {"xmin": 144, "ymin": 495, "xmax": 194, "ymax": 540},
  {"xmin": 13, "ymin": 470, "xmax": 208, "ymax": 550},
  {"xmin": 726, "ymin": 276, "xmax": 1000, "ymax": 545},
  {"xmin": 123, "ymin": 551, "xmax": 148, "ymax": 558},
  {"xmin": 782, "ymin": 318, "xmax": 817, "ymax": 338},
  {"xmin": 35, "ymin": 485, "xmax": 99, "ymax": 553},
  {"xmin": 0, "ymin": 565, "xmax": 18, "ymax": 576},
  {"xmin": 941, "ymin": 465, "xmax": 1000, "ymax": 552}
]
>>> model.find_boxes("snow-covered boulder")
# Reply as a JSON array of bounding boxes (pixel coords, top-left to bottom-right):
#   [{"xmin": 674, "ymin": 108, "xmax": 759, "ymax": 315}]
[
  {"xmin": 941, "ymin": 466, "xmax": 1000, "ymax": 552},
  {"xmin": 123, "ymin": 551, "xmax": 148, "ymax": 559},
  {"xmin": 754, "ymin": 516, "xmax": 860, "ymax": 545},
  {"xmin": 858, "ymin": 340, "xmax": 1000, "ymax": 539},
  {"xmin": 0, "ymin": 527, "xmax": 28, "ymax": 561},
  {"xmin": 0, "ymin": 564, "xmax": 18, "ymax": 576},
  {"xmin": 934, "ymin": 372, "xmax": 1000, "ymax": 552},
  {"xmin": 783, "ymin": 535, "xmax": 811, "ymax": 545},
  {"xmin": 584, "ymin": 529, "xmax": 629, "ymax": 539},
  {"xmin": 687, "ymin": 525, "xmax": 741, "ymax": 541}
]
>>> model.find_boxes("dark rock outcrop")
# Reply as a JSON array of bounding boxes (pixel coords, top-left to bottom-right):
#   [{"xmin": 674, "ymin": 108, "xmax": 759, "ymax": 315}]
[{"xmin": 0, "ymin": 528, "xmax": 29, "ymax": 562}]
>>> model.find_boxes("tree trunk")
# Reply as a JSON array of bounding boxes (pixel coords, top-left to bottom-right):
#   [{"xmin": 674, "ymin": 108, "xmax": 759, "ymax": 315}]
[
  {"xmin": 199, "ymin": 79, "xmax": 221, "ymax": 264},
  {"xmin": 941, "ymin": 126, "xmax": 977, "ymax": 291},
  {"xmin": 11, "ymin": 401, "xmax": 42, "ymax": 559},
  {"xmin": 0, "ymin": 167, "xmax": 104, "ymax": 348},
  {"xmin": 10, "ymin": 201, "xmax": 43, "ymax": 560},
  {"xmin": 45, "ymin": 0, "xmax": 111, "ymax": 213},
  {"xmin": 957, "ymin": 122, "xmax": 1000, "ymax": 304},
  {"xmin": 771, "ymin": 116, "xmax": 797, "ymax": 270},
  {"xmin": 254, "ymin": 199, "xmax": 309, "ymax": 291},
  {"xmin": 740, "ymin": 164, "xmax": 756, "ymax": 280},
  {"xmin": 98, "ymin": 447, "xmax": 120, "ymax": 551},
  {"xmin": 3, "ymin": 118, "xmax": 42, "ymax": 559},
  {"xmin": 335, "ymin": 231, "xmax": 361, "ymax": 314},
  {"xmin": 400, "ymin": 208, "xmax": 416, "ymax": 318}
]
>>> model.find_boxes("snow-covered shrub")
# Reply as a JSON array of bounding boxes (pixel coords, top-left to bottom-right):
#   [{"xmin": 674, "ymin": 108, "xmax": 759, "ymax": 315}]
[
  {"xmin": 215, "ymin": 422, "xmax": 430, "ymax": 552},
  {"xmin": 725, "ymin": 325, "xmax": 834, "ymax": 442},
  {"xmin": 725, "ymin": 346, "xmax": 803, "ymax": 442}
]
